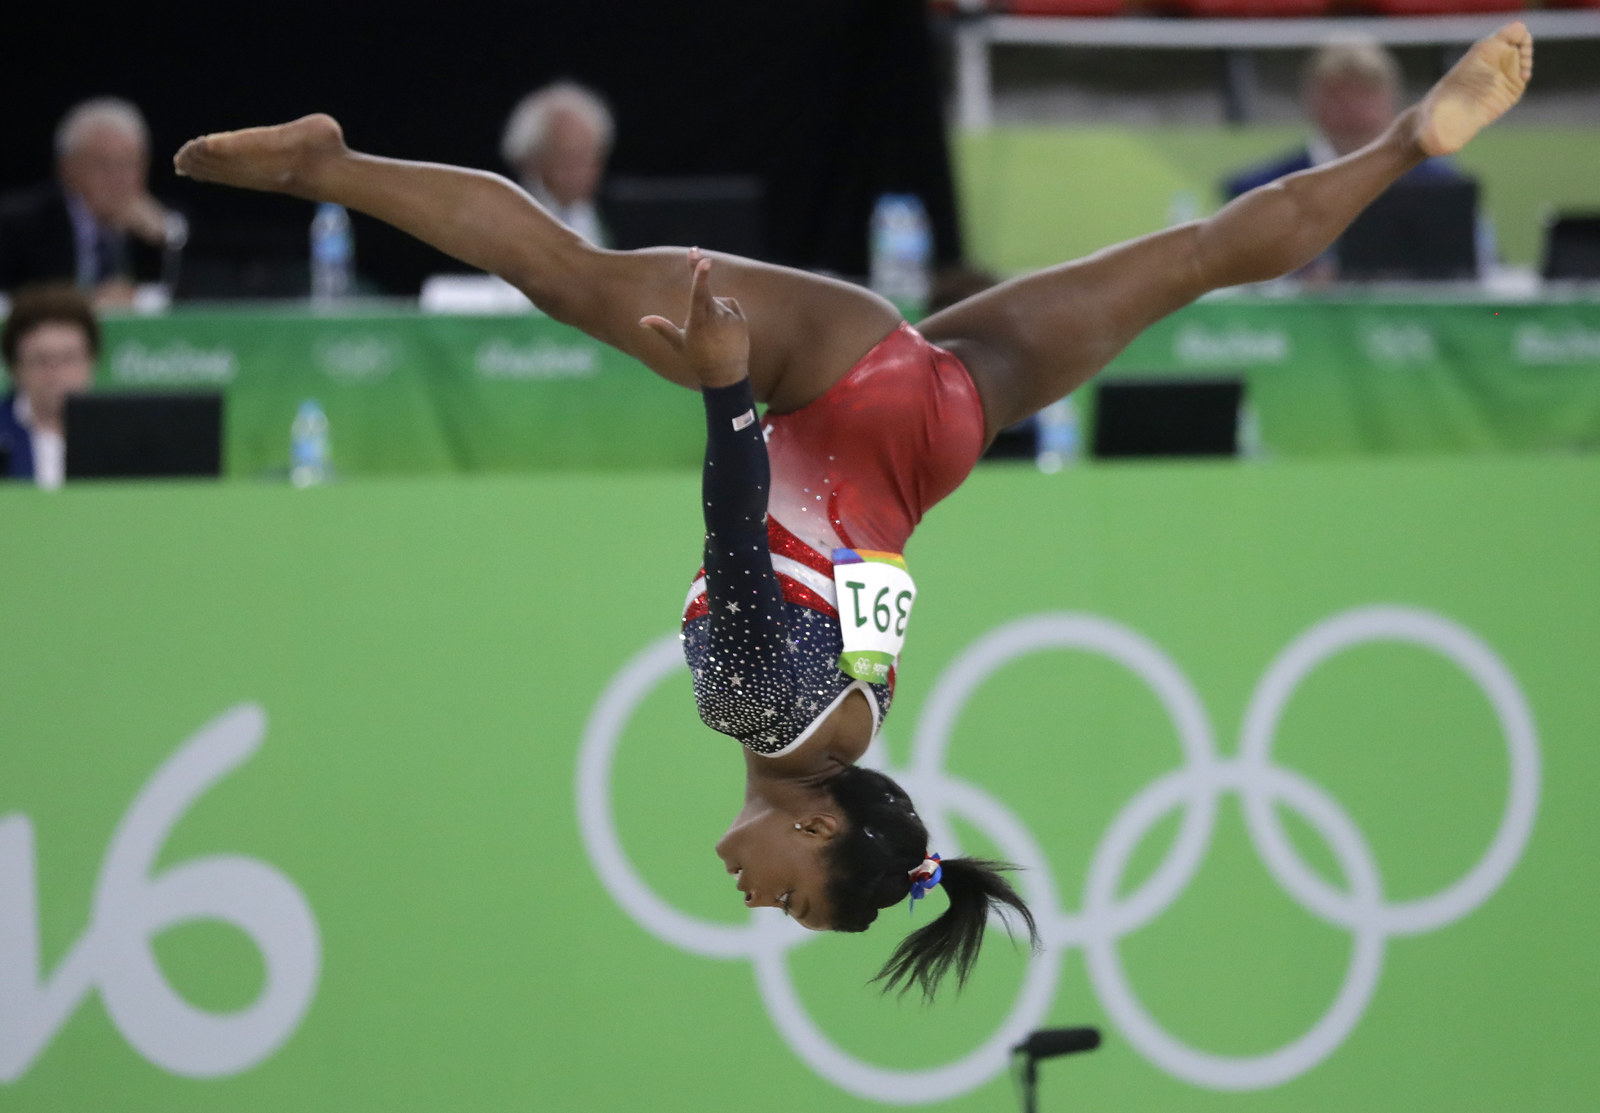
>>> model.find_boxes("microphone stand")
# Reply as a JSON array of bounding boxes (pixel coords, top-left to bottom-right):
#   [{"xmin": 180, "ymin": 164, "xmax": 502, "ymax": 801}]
[
  {"xmin": 1021, "ymin": 1053, "xmax": 1040, "ymax": 1113},
  {"xmin": 1013, "ymin": 1027, "xmax": 1102, "ymax": 1113}
]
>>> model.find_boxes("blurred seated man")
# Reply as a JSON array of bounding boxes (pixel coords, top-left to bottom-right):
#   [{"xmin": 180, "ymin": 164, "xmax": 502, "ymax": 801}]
[
  {"xmin": 0, "ymin": 98, "xmax": 184, "ymax": 306},
  {"xmin": 1222, "ymin": 40, "xmax": 1483, "ymax": 278},
  {"xmin": 0, "ymin": 285, "xmax": 99, "ymax": 489},
  {"xmin": 500, "ymin": 82, "xmax": 613, "ymax": 246}
]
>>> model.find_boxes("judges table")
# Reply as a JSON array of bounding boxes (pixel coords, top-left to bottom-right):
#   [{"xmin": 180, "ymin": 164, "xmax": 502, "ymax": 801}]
[{"xmin": 95, "ymin": 292, "xmax": 1600, "ymax": 477}]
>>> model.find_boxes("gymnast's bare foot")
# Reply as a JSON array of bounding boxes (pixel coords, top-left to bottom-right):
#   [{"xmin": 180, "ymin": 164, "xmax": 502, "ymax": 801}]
[
  {"xmin": 173, "ymin": 114, "xmax": 346, "ymax": 198},
  {"xmin": 1416, "ymin": 22, "xmax": 1533, "ymax": 157}
]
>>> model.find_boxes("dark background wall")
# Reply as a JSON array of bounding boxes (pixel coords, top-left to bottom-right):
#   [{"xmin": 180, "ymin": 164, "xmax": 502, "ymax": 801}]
[{"xmin": 2, "ymin": 0, "xmax": 961, "ymax": 294}]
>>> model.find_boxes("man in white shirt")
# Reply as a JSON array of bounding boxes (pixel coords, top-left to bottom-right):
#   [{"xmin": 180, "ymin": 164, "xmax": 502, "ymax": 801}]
[
  {"xmin": 500, "ymin": 82, "xmax": 614, "ymax": 247},
  {"xmin": 1, "ymin": 285, "xmax": 99, "ymax": 489}
]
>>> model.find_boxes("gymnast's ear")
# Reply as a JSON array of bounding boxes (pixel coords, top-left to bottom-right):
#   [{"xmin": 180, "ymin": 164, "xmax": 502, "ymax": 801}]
[{"xmin": 796, "ymin": 813, "xmax": 841, "ymax": 842}]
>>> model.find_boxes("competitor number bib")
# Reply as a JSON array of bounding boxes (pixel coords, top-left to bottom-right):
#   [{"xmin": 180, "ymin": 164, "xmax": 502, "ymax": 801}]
[{"xmin": 831, "ymin": 548, "xmax": 916, "ymax": 683}]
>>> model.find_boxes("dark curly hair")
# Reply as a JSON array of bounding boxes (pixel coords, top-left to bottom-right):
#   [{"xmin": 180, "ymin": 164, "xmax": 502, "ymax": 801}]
[
  {"xmin": 823, "ymin": 764, "xmax": 1039, "ymax": 1000},
  {"xmin": 1, "ymin": 283, "xmax": 100, "ymax": 374}
]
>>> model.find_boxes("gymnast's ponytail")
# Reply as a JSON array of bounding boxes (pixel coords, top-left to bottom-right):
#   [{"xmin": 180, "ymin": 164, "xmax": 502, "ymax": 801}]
[
  {"xmin": 822, "ymin": 765, "xmax": 1040, "ymax": 1001},
  {"xmin": 873, "ymin": 856, "xmax": 1038, "ymax": 999}
]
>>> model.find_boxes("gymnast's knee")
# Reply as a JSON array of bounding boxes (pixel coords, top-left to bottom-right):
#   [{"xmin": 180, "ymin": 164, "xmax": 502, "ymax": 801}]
[{"xmin": 507, "ymin": 238, "xmax": 607, "ymax": 326}]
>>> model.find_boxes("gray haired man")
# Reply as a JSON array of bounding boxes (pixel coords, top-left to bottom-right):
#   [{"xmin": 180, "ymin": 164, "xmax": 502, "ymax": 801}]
[
  {"xmin": 0, "ymin": 97, "xmax": 185, "ymax": 304},
  {"xmin": 501, "ymin": 82, "xmax": 613, "ymax": 246}
]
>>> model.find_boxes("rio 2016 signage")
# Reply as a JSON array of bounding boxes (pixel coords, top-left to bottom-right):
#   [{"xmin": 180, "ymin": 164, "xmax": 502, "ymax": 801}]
[
  {"xmin": 0, "ymin": 706, "xmax": 320, "ymax": 1082},
  {"xmin": 578, "ymin": 606, "xmax": 1539, "ymax": 1105}
]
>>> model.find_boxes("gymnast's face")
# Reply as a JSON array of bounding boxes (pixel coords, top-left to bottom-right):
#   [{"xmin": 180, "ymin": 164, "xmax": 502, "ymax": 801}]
[{"xmin": 715, "ymin": 808, "xmax": 838, "ymax": 931}]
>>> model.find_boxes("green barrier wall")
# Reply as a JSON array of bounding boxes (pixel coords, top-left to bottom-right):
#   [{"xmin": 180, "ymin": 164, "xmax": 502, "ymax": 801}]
[
  {"xmin": 96, "ymin": 298, "xmax": 1600, "ymax": 478},
  {"xmin": 98, "ymin": 308, "xmax": 707, "ymax": 477},
  {"xmin": 3, "ymin": 459, "xmax": 1597, "ymax": 1111}
]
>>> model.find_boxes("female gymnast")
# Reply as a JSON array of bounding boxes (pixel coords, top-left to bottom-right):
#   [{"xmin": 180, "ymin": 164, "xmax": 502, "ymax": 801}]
[{"xmin": 175, "ymin": 23, "xmax": 1531, "ymax": 998}]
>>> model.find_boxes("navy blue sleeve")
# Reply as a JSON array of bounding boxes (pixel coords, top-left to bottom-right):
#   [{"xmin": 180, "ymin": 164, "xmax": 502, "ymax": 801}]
[{"xmin": 693, "ymin": 380, "xmax": 798, "ymax": 739}]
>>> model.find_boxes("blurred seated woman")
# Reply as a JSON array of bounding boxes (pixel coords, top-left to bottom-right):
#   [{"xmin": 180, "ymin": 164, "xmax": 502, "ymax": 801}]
[{"xmin": 1, "ymin": 284, "xmax": 99, "ymax": 489}]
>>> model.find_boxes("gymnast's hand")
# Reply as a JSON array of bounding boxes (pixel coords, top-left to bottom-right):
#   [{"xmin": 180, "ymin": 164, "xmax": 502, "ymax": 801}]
[{"xmin": 639, "ymin": 248, "xmax": 750, "ymax": 389}]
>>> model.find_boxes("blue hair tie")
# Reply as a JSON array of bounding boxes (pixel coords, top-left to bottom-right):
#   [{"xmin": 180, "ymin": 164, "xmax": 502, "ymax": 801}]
[{"xmin": 908, "ymin": 854, "xmax": 943, "ymax": 913}]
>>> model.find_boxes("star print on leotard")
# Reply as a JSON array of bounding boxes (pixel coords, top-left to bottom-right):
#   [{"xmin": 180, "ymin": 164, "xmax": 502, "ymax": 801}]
[{"xmin": 679, "ymin": 380, "xmax": 893, "ymax": 756}]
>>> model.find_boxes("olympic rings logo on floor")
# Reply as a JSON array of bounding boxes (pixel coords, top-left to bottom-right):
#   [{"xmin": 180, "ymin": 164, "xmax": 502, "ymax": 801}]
[{"xmin": 575, "ymin": 607, "xmax": 1539, "ymax": 1104}]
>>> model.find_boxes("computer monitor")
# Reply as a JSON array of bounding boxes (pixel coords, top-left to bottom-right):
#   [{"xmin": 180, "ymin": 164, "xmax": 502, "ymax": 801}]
[
  {"xmin": 603, "ymin": 176, "xmax": 766, "ymax": 258},
  {"xmin": 1541, "ymin": 213, "xmax": 1600, "ymax": 280},
  {"xmin": 172, "ymin": 212, "xmax": 311, "ymax": 301},
  {"xmin": 1091, "ymin": 377, "xmax": 1243, "ymax": 459},
  {"xmin": 1338, "ymin": 178, "xmax": 1479, "ymax": 281},
  {"xmin": 65, "ymin": 392, "xmax": 224, "ymax": 480}
]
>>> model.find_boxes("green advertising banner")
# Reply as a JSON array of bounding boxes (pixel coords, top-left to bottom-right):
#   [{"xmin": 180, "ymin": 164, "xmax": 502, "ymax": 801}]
[
  {"xmin": 94, "ymin": 296, "xmax": 1600, "ymax": 478},
  {"xmin": 1108, "ymin": 294, "xmax": 1600, "ymax": 457},
  {"xmin": 2, "ymin": 459, "xmax": 1597, "ymax": 1111},
  {"xmin": 97, "ymin": 307, "xmax": 707, "ymax": 477}
]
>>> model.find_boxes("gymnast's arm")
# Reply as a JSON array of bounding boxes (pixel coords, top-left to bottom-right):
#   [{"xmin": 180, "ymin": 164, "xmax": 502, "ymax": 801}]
[{"xmin": 642, "ymin": 253, "xmax": 798, "ymax": 737}]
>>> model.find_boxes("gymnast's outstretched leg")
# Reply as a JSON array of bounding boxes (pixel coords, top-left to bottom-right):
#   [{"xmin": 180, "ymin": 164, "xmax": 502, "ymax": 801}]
[
  {"xmin": 174, "ymin": 117, "xmax": 900, "ymax": 413},
  {"xmin": 921, "ymin": 22, "xmax": 1534, "ymax": 439}
]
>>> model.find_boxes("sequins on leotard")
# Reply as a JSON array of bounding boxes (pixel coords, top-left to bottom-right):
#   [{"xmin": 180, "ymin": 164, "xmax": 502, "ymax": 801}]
[
  {"xmin": 683, "ymin": 380, "xmax": 892, "ymax": 756},
  {"xmin": 681, "ymin": 571, "xmax": 893, "ymax": 755}
]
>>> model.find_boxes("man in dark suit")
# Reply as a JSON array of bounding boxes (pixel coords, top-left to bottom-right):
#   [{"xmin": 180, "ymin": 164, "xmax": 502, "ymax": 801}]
[
  {"xmin": 0, "ymin": 98, "xmax": 183, "ymax": 305},
  {"xmin": 1224, "ymin": 39, "xmax": 1471, "ymax": 200},
  {"xmin": 1221, "ymin": 38, "xmax": 1481, "ymax": 279}
]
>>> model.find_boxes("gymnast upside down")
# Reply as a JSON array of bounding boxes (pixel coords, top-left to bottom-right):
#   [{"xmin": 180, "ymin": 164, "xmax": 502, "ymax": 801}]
[{"xmin": 175, "ymin": 23, "xmax": 1531, "ymax": 998}]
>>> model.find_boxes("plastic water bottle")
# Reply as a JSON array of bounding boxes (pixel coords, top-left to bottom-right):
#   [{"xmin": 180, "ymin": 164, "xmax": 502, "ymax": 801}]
[
  {"xmin": 310, "ymin": 202, "xmax": 353, "ymax": 303},
  {"xmin": 1166, "ymin": 189, "xmax": 1200, "ymax": 227},
  {"xmin": 290, "ymin": 400, "xmax": 331, "ymax": 487},
  {"xmin": 1236, "ymin": 399, "xmax": 1264, "ymax": 460},
  {"xmin": 1035, "ymin": 397, "xmax": 1081, "ymax": 473},
  {"xmin": 869, "ymin": 194, "xmax": 932, "ymax": 318}
]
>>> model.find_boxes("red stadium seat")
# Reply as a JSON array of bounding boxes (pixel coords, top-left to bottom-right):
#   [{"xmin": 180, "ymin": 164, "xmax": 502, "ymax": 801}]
[
  {"xmin": 1156, "ymin": 0, "xmax": 1329, "ymax": 15},
  {"xmin": 1007, "ymin": 0, "xmax": 1126, "ymax": 14},
  {"xmin": 1345, "ymin": 0, "xmax": 1522, "ymax": 12}
]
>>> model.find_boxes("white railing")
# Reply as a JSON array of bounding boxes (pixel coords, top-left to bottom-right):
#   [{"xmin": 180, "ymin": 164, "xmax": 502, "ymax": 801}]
[{"xmin": 954, "ymin": 10, "xmax": 1600, "ymax": 127}]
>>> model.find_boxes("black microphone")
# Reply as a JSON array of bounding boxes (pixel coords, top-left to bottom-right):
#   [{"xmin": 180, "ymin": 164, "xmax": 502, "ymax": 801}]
[{"xmin": 1013, "ymin": 1027, "xmax": 1102, "ymax": 1060}]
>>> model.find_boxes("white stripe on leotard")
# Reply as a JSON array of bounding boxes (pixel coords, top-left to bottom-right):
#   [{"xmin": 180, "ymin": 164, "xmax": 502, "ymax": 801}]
[{"xmin": 682, "ymin": 554, "xmax": 839, "ymax": 619}]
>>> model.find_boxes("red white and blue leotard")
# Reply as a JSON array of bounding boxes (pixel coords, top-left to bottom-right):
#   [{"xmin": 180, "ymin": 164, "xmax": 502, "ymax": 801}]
[{"xmin": 680, "ymin": 324, "xmax": 986, "ymax": 756}]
